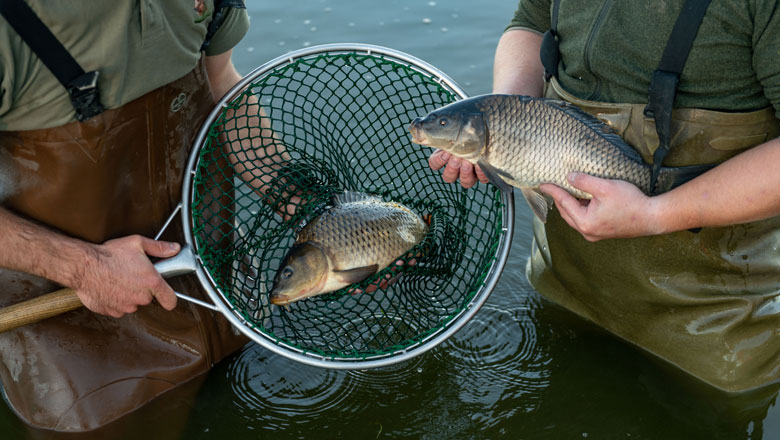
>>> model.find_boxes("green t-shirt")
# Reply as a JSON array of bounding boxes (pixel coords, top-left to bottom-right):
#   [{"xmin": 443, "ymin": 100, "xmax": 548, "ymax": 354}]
[
  {"xmin": 507, "ymin": 0, "xmax": 780, "ymax": 118},
  {"xmin": 0, "ymin": 0, "xmax": 250, "ymax": 131}
]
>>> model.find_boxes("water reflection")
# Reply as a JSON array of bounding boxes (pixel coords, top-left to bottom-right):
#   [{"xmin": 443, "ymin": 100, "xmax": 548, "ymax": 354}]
[
  {"xmin": 203, "ymin": 264, "xmax": 558, "ymax": 439},
  {"xmin": 433, "ymin": 302, "xmax": 550, "ymax": 419},
  {"xmin": 227, "ymin": 347, "xmax": 363, "ymax": 428}
]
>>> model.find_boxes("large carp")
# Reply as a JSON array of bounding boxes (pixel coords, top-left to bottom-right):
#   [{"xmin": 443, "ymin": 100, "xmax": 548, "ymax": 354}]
[
  {"xmin": 409, "ymin": 94, "xmax": 709, "ymax": 222},
  {"xmin": 270, "ymin": 191, "xmax": 428, "ymax": 305}
]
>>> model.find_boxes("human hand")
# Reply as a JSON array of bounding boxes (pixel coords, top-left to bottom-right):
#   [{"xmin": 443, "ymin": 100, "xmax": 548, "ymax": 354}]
[
  {"xmin": 76, "ymin": 235, "xmax": 180, "ymax": 318},
  {"xmin": 428, "ymin": 150, "xmax": 489, "ymax": 189},
  {"xmin": 539, "ymin": 172, "xmax": 663, "ymax": 242}
]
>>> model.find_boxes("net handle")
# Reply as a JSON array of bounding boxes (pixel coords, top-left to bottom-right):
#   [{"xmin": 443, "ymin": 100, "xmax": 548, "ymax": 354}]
[
  {"xmin": 0, "ymin": 287, "xmax": 82, "ymax": 332},
  {"xmin": 0, "ymin": 245, "xmax": 217, "ymax": 332}
]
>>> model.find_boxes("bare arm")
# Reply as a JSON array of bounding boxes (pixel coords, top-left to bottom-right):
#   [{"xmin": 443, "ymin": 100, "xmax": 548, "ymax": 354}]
[
  {"xmin": 206, "ymin": 50, "xmax": 299, "ymax": 218},
  {"xmin": 492, "ymin": 28, "xmax": 545, "ymax": 96},
  {"xmin": 654, "ymin": 138, "xmax": 780, "ymax": 229},
  {"xmin": 542, "ymin": 137, "xmax": 780, "ymax": 240},
  {"xmin": 0, "ymin": 52, "xmax": 251, "ymax": 318},
  {"xmin": 0, "ymin": 207, "xmax": 180, "ymax": 317},
  {"xmin": 484, "ymin": 31, "xmax": 780, "ymax": 239},
  {"xmin": 205, "ymin": 50, "xmax": 243, "ymax": 102},
  {"xmin": 429, "ymin": 29, "xmax": 544, "ymax": 187}
]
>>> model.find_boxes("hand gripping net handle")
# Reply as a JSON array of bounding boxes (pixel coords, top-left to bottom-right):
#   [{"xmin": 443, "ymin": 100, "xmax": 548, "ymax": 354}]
[{"xmin": 180, "ymin": 43, "xmax": 514, "ymax": 369}]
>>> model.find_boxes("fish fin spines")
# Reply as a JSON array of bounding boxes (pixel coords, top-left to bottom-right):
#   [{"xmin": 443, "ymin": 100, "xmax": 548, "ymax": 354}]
[
  {"xmin": 477, "ymin": 160, "xmax": 514, "ymax": 193},
  {"xmin": 332, "ymin": 190, "xmax": 382, "ymax": 206},
  {"xmin": 520, "ymin": 187, "xmax": 550, "ymax": 223},
  {"xmin": 542, "ymin": 99, "xmax": 645, "ymax": 165}
]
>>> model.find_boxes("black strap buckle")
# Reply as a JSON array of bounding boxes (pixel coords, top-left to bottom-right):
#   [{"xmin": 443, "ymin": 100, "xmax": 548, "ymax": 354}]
[
  {"xmin": 643, "ymin": 70, "xmax": 679, "ymax": 191},
  {"xmin": 66, "ymin": 71, "xmax": 104, "ymax": 122}
]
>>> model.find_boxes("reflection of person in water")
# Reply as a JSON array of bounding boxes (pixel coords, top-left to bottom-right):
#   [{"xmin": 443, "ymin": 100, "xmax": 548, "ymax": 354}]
[{"xmin": 0, "ymin": 1, "xmax": 251, "ymax": 432}]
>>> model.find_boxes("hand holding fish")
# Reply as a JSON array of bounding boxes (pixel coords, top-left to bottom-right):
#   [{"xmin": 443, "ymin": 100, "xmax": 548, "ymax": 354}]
[
  {"xmin": 410, "ymin": 94, "xmax": 710, "ymax": 223},
  {"xmin": 540, "ymin": 172, "xmax": 664, "ymax": 242},
  {"xmin": 428, "ymin": 150, "xmax": 489, "ymax": 188}
]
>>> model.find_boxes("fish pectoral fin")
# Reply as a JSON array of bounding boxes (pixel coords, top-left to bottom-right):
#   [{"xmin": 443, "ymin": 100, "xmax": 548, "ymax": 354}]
[
  {"xmin": 333, "ymin": 264, "xmax": 380, "ymax": 284},
  {"xmin": 521, "ymin": 187, "xmax": 551, "ymax": 223},
  {"xmin": 476, "ymin": 160, "xmax": 513, "ymax": 193}
]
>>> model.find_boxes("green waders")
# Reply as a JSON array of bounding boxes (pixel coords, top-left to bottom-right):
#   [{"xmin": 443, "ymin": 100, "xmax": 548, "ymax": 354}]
[{"xmin": 529, "ymin": 76, "xmax": 780, "ymax": 392}]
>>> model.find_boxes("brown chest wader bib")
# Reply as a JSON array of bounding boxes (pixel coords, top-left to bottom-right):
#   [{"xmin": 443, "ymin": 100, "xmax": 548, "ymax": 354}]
[
  {"xmin": 0, "ymin": 59, "xmax": 248, "ymax": 431},
  {"xmin": 533, "ymin": 0, "xmax": 780, "ymax": 392}
]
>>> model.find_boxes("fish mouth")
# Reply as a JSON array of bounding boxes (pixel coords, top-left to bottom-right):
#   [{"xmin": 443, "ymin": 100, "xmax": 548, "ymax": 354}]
[
  {"xmin": 270, "ymin": 289, "xmax": 310, "ymax": 306},
  {"xmin": 408, "ymin": 118, "xmax": 429, "ymax": 145},
  {"xmin": 269, "ymin": 281, "xmax": 325, "ymax": 306},
  {"xmin": 269, "ymin": 291, "xmax": 292, "ymax": 306}
]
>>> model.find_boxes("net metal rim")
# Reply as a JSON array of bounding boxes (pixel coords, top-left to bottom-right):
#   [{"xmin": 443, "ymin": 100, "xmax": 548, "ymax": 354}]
[{"xmin": 180, "ymin": 43, "xmax": 515, "ymax": 369}]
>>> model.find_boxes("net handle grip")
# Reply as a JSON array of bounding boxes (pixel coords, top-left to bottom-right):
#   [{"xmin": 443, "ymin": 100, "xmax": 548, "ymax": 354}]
[{"xmin": 0, "ymin": 245, "xmax": 218, "ymax": 332}]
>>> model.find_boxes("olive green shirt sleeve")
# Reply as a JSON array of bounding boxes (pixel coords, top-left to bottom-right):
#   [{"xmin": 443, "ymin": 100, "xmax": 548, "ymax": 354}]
[
  {"xmin": 753, "ymin": 0, "xmax": 780, "ymax": 118},
  {"xmin": 0, "ymin": 1, "xmax": 250, "ymax": 131},
  {"xmin": 505, "ymin": 0, "xmax": 552, "ymax": 34},
  {"xmin": 204, "ymin": 6, "xmax": 250, "ymax": 56}
]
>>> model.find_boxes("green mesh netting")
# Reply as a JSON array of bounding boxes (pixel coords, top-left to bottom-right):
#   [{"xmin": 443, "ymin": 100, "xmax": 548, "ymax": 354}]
[{"xmin": 189, "ymin": 47, "xmax": 508, "ymax": 362}]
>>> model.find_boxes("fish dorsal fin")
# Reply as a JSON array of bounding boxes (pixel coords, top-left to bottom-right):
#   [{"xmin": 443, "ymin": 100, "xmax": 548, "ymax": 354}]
[
  {"xmin": 542, "ymin": 99, "xmax": 645, "ymax": 164},
  {"xmin": 332, "ymin": 191, "xmax": 382, "ymax": 206}
]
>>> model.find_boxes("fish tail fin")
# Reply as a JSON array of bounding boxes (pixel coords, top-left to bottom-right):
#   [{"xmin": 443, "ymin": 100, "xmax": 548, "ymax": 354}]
[
  {"xmin": 654, "ymin": 163, "xmax": 716, "ymax": 194},
  {"xmin": 421, "ymin": 213, "xmax": 433, "ymax": 226}
]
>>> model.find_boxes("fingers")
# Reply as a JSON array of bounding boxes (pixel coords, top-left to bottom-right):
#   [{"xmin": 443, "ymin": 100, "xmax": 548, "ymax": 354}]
[
  {"xmin": 458, "ymin": 161, "xmax": 478, "ymax": 188},
  {"xmin": 474, "ymin": 164, "xmax": 490, "ymax": 184},
  {"xmin": 78, "ymin": 235, "xmax": 182, "ymax": 317},
  {"xmin": 538, "ymin": 183, "xmax": 569, "ymax": 202},
  {"xmin": 428, "ymin": 150, "xmax": 450, "ymax": 171},
  {"xmin": 539, "ymin": 183, "xmax": 580, "ymax": 216},
  {"xmin": 139, "ymin": 236, "xmax": 181, "ymax": 259},
  {"xmin": 539, "ymin": 183, "xmax": 586, "ymax": 231},
  {"xmin": 152, "ymin": 286, "xmax": 178, "ymax": 311},
  {"xmin": 131, "ymin": 236, "xmax": 180, "ymax": 310},
  {"xmin": 429, "ymin": 150, "xmax": 482, "ymax": 188},
  {"xmin": 441, "ymin": 155, "xmax": 462, "ymax": 183},
  {"xmin": 567, "ymin": 172, "xmax": 607, "ymax": 197}
]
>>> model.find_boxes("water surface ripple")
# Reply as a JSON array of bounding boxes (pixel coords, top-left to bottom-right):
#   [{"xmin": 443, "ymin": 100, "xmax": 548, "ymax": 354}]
[{"xmin": 227, "ymin": 346, "xmax": 364, "ymax": 430}]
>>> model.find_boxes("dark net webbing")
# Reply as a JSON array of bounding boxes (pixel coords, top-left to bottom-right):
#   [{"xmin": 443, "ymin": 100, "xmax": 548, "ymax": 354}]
[{"xmin": 191, "ymin": 51, "xmax": 504, "ymax": 360}]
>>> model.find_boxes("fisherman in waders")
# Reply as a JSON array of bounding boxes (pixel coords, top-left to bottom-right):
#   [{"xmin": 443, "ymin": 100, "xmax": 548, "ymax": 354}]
[
  {"xmin": 0, "ymin": 1, "xmax": 254, "ymax": 433},
  {"xmin": 430, "ymin": 0, "xmax": 780, "ymax": 395}
]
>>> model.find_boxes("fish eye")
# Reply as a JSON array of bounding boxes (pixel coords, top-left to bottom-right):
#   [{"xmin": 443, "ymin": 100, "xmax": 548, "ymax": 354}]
[
  {"xmin": 439, "ymin": 118, "xmax": 448, "ymax": 126},
  {"xmin": 282, "ymin": 267, "xmax": 294, "ymax": 279}
]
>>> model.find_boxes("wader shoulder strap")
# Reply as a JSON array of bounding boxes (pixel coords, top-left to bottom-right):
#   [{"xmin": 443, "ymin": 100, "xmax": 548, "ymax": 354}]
[
  {"xmin": 0, "ymin": 0, "xmax": 104, "ymax": 121},
  {"xmin": 644, "ymin": 0, "xmax": 711, "ymax": 190},
  {"xmin": 540, "ymin": 0, "xmax": 562, "ymax": 81},
  {"xmin": 200, "ymin": 0, "xmax": 247, "ymax": 51}
]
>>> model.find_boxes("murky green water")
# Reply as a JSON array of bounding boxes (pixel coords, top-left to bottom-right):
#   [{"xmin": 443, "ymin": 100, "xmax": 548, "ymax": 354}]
[{"xmin": 3, "ymin": 1, "xmax": 779, "ymax": 439}]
